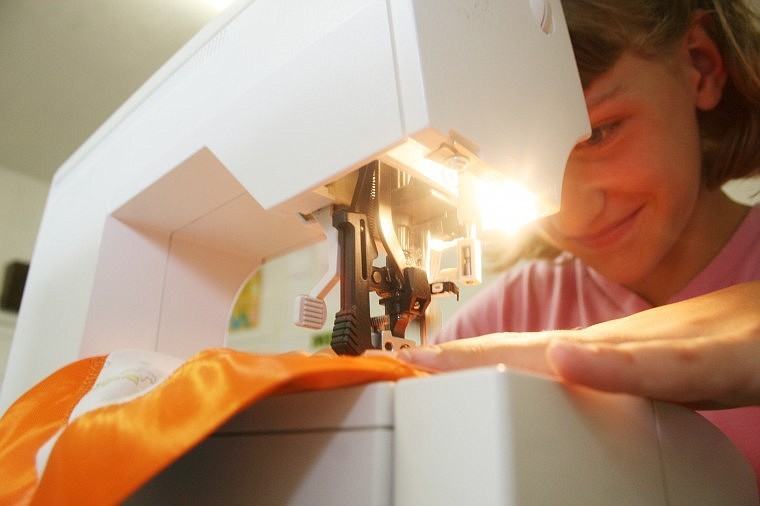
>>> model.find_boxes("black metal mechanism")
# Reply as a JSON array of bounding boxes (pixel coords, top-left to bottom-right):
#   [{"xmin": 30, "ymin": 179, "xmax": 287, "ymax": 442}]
[
  {"xmin": 330, "ymin": 160, "xmax": 439, "ymax": 355},
  {"xmin": 330, "ymin": 165, "xmax": 378, "ymax": 355}
]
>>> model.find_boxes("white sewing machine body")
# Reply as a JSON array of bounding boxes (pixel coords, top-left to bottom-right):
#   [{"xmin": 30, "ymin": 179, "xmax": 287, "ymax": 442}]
[
  {"xmin": 3, "ymin": 0, "xmax": 589, "ymax": 404},
  {"xmin": 129, "ymin": 367, "xmax": 757, "ymax": 505},
  {"xmin": 2, "ymin": 0, "xmax": 757, "ymax": 503}
]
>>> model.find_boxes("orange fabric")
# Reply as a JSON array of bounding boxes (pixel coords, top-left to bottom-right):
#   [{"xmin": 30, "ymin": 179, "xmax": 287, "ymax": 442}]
[
  {"xmin": 0, "ymin": 349, "xmax": 424, "ymax": 505},
  {"xmin": 0, "ymin": 356, "xmax": 107, "ymax": 506}
]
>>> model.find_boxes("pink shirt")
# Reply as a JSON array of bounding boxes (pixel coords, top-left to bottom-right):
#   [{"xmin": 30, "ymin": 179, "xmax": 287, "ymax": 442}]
[{"xmin": 435, "ymin": 205, "xmax": 760, "ymax": 488}]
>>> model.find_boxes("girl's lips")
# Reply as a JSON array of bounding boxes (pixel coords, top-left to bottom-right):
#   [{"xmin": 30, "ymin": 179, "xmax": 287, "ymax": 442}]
[{"xmin": 570, "ymin": 206, "xmax": 644, "ymax": 250}]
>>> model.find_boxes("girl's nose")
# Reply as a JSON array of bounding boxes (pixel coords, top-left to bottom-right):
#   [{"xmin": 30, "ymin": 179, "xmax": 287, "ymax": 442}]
[{"xmin": 552, "ymin": 159, "xmax": 606, "ymax": 237}]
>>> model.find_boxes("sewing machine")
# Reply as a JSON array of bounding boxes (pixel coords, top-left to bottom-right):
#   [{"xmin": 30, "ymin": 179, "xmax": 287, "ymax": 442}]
[{"xmin": 2, "ymin": 0, "xmax": 756, "ymax": 503}]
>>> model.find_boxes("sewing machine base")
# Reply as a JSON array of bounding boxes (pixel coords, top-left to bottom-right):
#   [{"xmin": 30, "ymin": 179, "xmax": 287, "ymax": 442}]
[{"xmin": 127, "ymin": 367, "xmax": 757, "ymax": 505}]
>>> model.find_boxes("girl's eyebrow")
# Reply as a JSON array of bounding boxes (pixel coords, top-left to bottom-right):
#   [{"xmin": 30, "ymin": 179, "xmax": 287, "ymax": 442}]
[{"xmin": 585, "ymin": 83, "xmax": 627, "ymax": 112}]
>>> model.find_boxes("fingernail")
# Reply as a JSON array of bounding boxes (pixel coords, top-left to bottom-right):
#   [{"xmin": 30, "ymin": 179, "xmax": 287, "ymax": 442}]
[
  {"xmin": 548, "ymin": 340, "xmax": 602, "ymax": 373},
  {"xmin": 550, "ymin": 339, "xmax": 598, "ymax": 355},
  {"xmin": 396, "ymin": 346, "xmax": 441, "ymax": 365}
]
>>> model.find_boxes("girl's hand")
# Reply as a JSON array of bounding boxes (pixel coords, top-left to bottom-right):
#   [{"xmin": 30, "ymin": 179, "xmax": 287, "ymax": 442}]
[{"xmin": 397, "ymin": 282, "xmax": 760, "ymax": 409}]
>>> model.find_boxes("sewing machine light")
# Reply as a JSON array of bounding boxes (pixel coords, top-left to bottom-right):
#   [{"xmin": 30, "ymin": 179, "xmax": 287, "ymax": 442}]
[
  {"xmin": 451, "ymin": 161, "xmax": 546, "ymax": 235},
  {"xmin": 476, "ymin": 178, "xmax": 544, "ymax": 235},
  {"xmin": 382, "ymin": 139, "xmax": 460, "ymax": 197}
]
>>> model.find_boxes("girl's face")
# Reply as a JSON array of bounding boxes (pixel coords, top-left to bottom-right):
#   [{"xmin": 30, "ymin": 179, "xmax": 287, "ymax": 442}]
[{"xmin": 541, "ymin": 48, "xmax": 709, "ymax": 287}]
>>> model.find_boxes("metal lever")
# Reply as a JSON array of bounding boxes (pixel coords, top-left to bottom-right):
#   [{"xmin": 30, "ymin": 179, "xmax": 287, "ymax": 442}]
[
  {"xmin": 330, "ymin": 166, "xmax": 378, "ymax": 355},
  {"xmin": 294, "ymin": 206, "xmax": 339, "ymax": 329}
]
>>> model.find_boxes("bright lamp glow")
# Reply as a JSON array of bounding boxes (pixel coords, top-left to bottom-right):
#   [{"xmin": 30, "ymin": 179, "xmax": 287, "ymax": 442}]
[{"xmin": 477, "ymin": 179, "xmax": 542, "ymax": 235}]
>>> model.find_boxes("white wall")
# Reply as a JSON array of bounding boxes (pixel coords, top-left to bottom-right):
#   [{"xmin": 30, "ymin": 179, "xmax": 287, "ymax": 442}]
[{"xmin": 0, "ymin": 165, "xmax": 49, "ymax": 392}]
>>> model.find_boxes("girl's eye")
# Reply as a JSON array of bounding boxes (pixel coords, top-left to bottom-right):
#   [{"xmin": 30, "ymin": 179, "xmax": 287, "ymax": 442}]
[{"xmin": 580, "ymin": 120, "xmax": 622, "ymax": 148}]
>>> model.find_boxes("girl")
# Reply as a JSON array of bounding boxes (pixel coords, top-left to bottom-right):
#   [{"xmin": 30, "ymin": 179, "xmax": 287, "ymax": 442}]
[{"xmin": 397, "ymin": 0, "xmax": 760, "ymax": 487}]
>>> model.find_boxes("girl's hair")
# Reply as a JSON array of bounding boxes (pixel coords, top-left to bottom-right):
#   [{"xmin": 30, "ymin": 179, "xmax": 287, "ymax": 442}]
[{"xmin": 562, "ymin": 0, "xmax": 760, "ymax": 186}]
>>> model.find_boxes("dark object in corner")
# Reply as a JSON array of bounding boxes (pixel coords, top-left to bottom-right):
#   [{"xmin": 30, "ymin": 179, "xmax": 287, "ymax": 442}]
[{"xmin": 1, "ymin": 262, "xmax": 29, "ymax": 312}]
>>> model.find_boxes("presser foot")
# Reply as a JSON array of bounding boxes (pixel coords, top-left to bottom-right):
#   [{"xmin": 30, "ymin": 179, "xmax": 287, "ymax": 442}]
[{"xmin": 371, "ymin": 328, "xmax": 417, "ymax": 352}]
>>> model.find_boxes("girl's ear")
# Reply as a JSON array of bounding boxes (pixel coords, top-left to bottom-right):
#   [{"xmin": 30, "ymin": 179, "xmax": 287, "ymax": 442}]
[{"xmin": 686, "ymin": 12, "xmax": 728, "ymax": 111}]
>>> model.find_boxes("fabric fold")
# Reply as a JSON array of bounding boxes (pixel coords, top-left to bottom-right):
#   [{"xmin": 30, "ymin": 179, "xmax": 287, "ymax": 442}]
[{"xmin": 0, "ymin": 349, "xmax": 425, "ymax": 505}]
